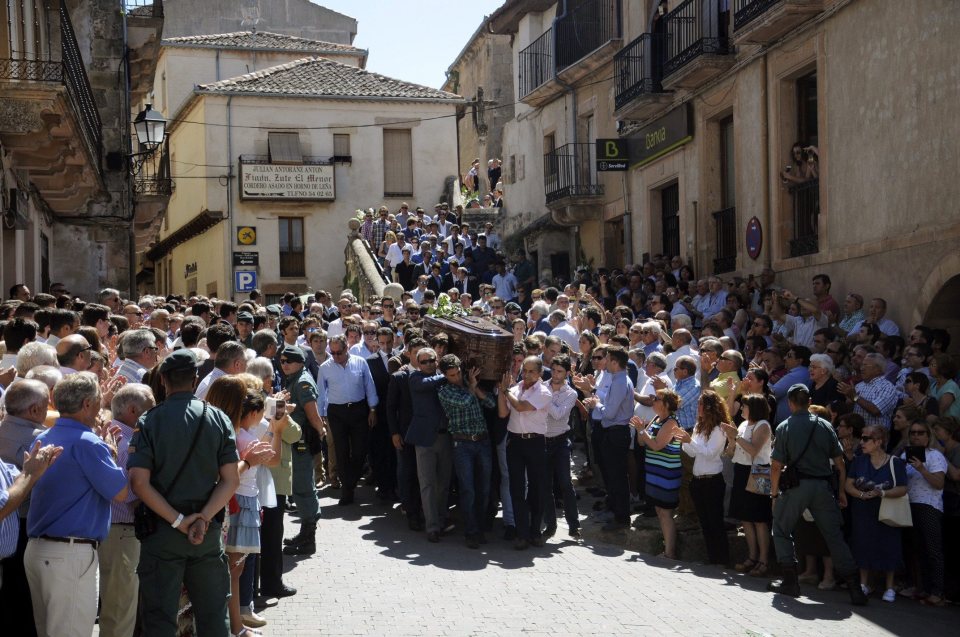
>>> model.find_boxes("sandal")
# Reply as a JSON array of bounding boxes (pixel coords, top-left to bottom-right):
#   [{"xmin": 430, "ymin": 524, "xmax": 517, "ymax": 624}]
[
  {"xmin": 921, "ymin": 595, "xmax": 946, "ymax": 607},
  {"xmin": 734, "ymin": 558, "xmax": 758, "ymax": 573},
  {"xmin": 748, "ymin": 561, "xmax": 768, "ymax": 577}
]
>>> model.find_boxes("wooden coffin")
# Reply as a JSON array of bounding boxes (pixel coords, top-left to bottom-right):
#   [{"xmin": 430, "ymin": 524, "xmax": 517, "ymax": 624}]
[{"xmin": 422, "ymin": 315, "xmax": 513, "ymax": 381}]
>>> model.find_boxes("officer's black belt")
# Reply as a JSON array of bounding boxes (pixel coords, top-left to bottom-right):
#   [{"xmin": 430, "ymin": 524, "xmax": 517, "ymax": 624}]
[{"xmin": 329, "ymin": 400, "xmax": 368, "ymax": 409}]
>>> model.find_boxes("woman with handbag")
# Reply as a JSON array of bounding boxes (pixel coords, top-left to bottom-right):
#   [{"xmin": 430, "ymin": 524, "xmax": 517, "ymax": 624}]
[
  {"xmin": 722, "ymin": 393, "xmax": 773, "ymax": 576},
  {"xmin": 900, "ymin": 419, "xmax": 948, "ymax": 606},
  {"xmin": 844, "ymin": 425, "xmax": 908, "ymax": 602},
  {"xmin": 675, "ymin": 390, "xmax": 731, "ymax": 566}
]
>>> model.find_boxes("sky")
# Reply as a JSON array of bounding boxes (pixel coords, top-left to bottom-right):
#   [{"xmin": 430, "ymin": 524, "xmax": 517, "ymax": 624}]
[{"xmin": 312, "ymin": 0, "xmax": 507, "ymax": 89}]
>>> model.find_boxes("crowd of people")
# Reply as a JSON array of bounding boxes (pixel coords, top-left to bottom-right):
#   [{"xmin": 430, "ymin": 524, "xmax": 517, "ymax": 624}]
[{"xmin": 0, "ymin": 220, "xmax": 957, "ymax": 635}]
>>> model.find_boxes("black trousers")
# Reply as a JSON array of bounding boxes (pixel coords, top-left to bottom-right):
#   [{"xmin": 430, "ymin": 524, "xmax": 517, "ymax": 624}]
[
  {"xmin": 260, "ymin": 494, "xmax": 286, "ymax": 592},
  {"xmin": 369, "ymin": 416, "xmax": 397, "ymax": 495},
  {"xmin": 599, "ymin": 425, "xmax": 632, "ymax": 523},
  {"xmin": 397, "ymin": 440, "xmax": 422, "ymax": 518},
  {"xmin": 0, "ymin": 519, "xmax": 36, "ymax": 637},
  {"xmin": 327, "ymin": 401, "xmax": 369, "ymax": 491},
  {"xmin": 506, "ymin": 434, "xmax": 547, "ymax": 541},
  {"xmin": 544, "ymin": 435, "xmax": 580, "ymax": 531},
  {"xmin": 690, "ymin": 474, "xmax": 730, "ymax": 565}
]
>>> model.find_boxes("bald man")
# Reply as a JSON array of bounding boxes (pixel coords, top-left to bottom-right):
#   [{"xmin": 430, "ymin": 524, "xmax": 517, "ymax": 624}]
[{"xmin": 55, "ymin": 334, "xmax": 93, "ymax": 375}]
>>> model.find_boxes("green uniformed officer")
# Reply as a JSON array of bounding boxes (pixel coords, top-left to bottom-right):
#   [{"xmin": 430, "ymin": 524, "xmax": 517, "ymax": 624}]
[
  {"xmin": 236, "ymin": 311, "xmax": 255, "ymax": 349},
  {"xmin": 127, "ymin": 349, "xmax": 241, "ymax": 636},
  {"xmin": 279, "ymin": 345, "xmax": 325, "ymax": 556},
  {"xmin": 768, "ymin": 384, "xmax": 867, "ymax": 605}
]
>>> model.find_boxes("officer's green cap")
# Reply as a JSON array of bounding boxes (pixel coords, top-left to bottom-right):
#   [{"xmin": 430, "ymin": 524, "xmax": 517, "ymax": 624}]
[
  {"xmin": 266, "ymin": 305, "xmax": 282, "ymax": 316},
  {"xmin": 237, "ymin": 311, "xmax": 254, "ymax": 323},
  {"xmin": 158, "ymin": 349, "xmax": 198, "ymax": 374},
  {"xmin": 281, "ymin": 346, "xmax": 305, "ymax": 363}
]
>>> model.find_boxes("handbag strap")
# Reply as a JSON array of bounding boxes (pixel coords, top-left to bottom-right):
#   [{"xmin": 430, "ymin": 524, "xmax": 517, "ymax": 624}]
[
  {"xmin": 789, "ymin": 415, "xmax": 818, "ymax": 468},
  {"xmin": 887, "ymin": 455, "xmax": 897, "ymax": 488},
  {"xmin": 155, "ymin": 402, "xmax": 208, "ymax": 498}
]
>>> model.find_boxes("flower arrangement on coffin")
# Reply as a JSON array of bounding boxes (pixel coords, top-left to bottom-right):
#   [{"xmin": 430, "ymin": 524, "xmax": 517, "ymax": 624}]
[{"xmin": 426, "ymin": 293, "xmax": 467, "ymax": 319}]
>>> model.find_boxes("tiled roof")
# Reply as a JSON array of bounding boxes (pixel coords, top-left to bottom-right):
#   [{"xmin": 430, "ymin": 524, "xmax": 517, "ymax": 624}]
[
  {"xmin": 196, "ymin": 57, "xmax": 462, "ymax": 102},
  {"xmin": 162, "ymin": 31, "xmax": 365, "ymax": 55}
]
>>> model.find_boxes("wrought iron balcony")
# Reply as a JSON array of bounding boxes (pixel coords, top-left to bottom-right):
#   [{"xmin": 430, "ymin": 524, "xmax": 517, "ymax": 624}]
[
  {"xmin": 712, "ymin": 206, "xmax": 737, "ymax": 274},
  {"xmin": 0, "ymin": 0, "xmax": 104, "ymax": 213},
  {"xmin": 788, "ymin": 178, "xmax": 819, "ymax": 257},
  {"xmin": 733, "ymin": 0, "xmax": 822, "ymax": 44},
  {"xmin": 124, "ymin": 1, "xmax": 166, "ymax": 103},
  {"xmin": 614, "ymin": 32, "xmax": 672, "ymax": 119},
  {"xmin": 662, "ymin": 0, "xmax": 734, "ymax": 90},
  {"xmin": 555, "ymin": 0, "xmax": 622, "ymax": 80},
  {"xmin": 133, "ymin": 137, "xmax": 174, "ymax": 199},
  {"xmin": 518, "ymin": 27, "xmax": 555, "ymax": 101},
  {"xmin": 544, "ymin": 143, "xmax": 604, "ymax": 205}
]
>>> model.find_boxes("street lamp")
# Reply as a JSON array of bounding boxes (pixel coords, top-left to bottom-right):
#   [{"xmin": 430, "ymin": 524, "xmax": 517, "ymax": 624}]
[{"xmin": 130, "ymin": 103, "xmax": 167, "ymax": 173}]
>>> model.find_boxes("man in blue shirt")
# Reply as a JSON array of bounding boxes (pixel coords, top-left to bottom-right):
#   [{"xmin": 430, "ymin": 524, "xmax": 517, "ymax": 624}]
[
  {"xmin": 584, "ymin": 346, "xmax": 635, "ymax": 531},
  {"xmin": 771, "ymin": 345, "xmax": 813, "ymax": 424},
  {"xmin": 25, "ymin": 373, "xmax": 127, "ymax": 637},
  {"xmin": 317, "ymin": 335, "xmax": 378, "ymax": 506}
]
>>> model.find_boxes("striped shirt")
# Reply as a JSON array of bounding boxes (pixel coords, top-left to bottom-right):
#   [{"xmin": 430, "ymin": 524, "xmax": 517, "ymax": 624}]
[
  {"xmin": 854, "ymin": 375, "xmax": 899, "ymax": 428},
  {"xmin": 644, "ymin": 416, "xmax": 683, "ymax": 506},
  {"xmin": 109, "ymin": 419, "xmax": 136, "ymax": 525},
  {"xmin": 0, "ymin": 460, "xmax": 20, "ymax": 558}
]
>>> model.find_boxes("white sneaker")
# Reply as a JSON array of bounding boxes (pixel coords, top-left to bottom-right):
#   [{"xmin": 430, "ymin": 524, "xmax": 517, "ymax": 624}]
[{"xmin": 882, "ymin": 588, "xmax": 896, "ymax": 602}]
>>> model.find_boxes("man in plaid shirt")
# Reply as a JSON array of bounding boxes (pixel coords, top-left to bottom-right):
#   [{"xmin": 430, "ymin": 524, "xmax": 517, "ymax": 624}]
[
  {"xmin": 437, "ymin": 355, "xmax": 494, "ymax": 549},
  {"xmin": 371, "ymin": 206, "xmax": 392, "ymax": 248}
]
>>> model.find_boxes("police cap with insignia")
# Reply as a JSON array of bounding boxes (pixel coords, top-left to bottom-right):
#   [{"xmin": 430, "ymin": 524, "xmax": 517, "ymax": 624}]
[
  {"xmin": 158, "ymin": 349, "xmax": 199, "ymax": 374},
  {"xmin": 266, "ymin": 304, "xmax": 282, "ymax": 316},
  {"xmin": 237, "ymin": 311, "xmax": 254, "ymax": 323},
  {"xmin": 281, "ymin": 346, "xmax": 305, "ymax": 364}
]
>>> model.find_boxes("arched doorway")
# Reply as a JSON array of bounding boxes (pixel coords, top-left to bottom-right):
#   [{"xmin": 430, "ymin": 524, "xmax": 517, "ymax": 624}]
[{"xmin": 922, "ymin": 274, "xmax": 960, "ymax": 354}]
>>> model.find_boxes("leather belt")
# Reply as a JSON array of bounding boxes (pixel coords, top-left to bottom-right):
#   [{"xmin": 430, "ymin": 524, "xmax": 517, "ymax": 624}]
[
  {"xmin": 330, "ymin": 400, "xmax": 368, "ymax": 409},
  {"xmin": 508, "ymin": 432, "xmax": 543, "ymax": 439},
  {"xmin": 693, "ymin": 473, "xmax": 723, "ymax": 480},
  {"xmin": 38, "ymin": 535, "xmax": 99, "ymax": 549},
  {"xmin": 452, "ymin": 432, "xmax": 488, "ymax": 442}
]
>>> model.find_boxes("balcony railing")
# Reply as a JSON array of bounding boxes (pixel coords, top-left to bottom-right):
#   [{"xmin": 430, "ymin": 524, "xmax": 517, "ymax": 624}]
[
  {"xmin": 712, "ymin": 206, "xmax": 737, "ymax": 273},
  {"xmin": 555, "ymin": 0, "xmax": 621, "ymax": 71},
  {"xmin": 0, "ymin": 2, "xmax": 103, "ymax": 167},
  {"xmin": 544, "ymin": 143, "xmax": 603, "ymax": 203},
  {"xmin": 614, "ymin": 33, "xmax": 665, "ymax": 111},
  {"xmin": 788, "ymin": 178, "xmax": 819, "ymax": 257},
  {"xmin": 663, "ymin": 0, "xmax": 732, "ymax": 77},
  {"xmin": 518, "ymin": 28, "xmax": 554, "ymax": 99},
  {"xmin": 733, "ymin": 0, "xmax": 778, "ymax": 30},
  {"xmin": 134, "ymin": 137, "xmax": 174, "ymax": 198}
]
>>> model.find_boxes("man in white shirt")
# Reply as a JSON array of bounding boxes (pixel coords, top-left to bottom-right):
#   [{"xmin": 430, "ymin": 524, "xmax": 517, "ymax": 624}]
[
  {"xmin": 665, "ymin": 329, "xmax": 700, "ymax": 382},
  {"xmin": 498, "ymin": 357, "xmax": 552, "ymax": 549},
  {"xmin": 847, "ymin": 297, "xmax": 900, "ymax": 337},
  {"xmin": 492, "ymin": 262, "xmax": 518, "ymax": 303},
  {"xmin": 549, "ymin": 311, "xmax": 579, "ymax": 352}
]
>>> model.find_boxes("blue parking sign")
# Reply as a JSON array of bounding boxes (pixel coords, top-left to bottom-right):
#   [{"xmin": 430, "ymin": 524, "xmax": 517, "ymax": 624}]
[{"xmin": 235, "ymin": 270, "xmax": 257, "ymax": 292}]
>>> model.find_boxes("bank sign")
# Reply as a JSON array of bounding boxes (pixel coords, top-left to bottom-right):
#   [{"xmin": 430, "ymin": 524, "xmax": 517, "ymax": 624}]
[
  {"xmin": 628, "ymin": 104, "xmax": 693, "ymax": 168},
  {"xmin": 239, "ymin": 161, "xmax": 335, "ymax": 201}
]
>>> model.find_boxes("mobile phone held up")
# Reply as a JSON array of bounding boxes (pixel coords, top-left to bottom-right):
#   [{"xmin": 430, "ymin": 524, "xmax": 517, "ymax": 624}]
[{"xmin": 906, "ymin": 446, "xmax": 926, "ymax": 464}]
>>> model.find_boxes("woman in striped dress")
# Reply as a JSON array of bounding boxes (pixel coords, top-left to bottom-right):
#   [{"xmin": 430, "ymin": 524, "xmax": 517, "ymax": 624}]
[{"xmin": 632, "ymin": 388, "xmax": 683, "ymax": 559}]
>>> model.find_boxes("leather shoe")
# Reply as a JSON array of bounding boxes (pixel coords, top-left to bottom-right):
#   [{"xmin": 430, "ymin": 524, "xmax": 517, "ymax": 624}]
[
  {"xmin": 240, "ymin": 611, "xmax": 267, "ymax": 628},
  {"xmin": 426, "ymin": 531, "xmax": 441, "ymax": 543},
  {"xmin": 529, "ymin": 535, "xmax": 545, "ymax": 547},
  {"xmin": 337, "ymin": 490, "xmax": 355, "ymax": 506},
  {"xmin": 513, "ymin": 538, "xmax": 529, "ymax": 550},
  {"xmin": 569, "ymin": 528, "xmax": 582, "ymax": 540},
  {"xmin": 407, "ymin": 516, "xmax": 425, "ymax": 532},
  {"xmin": 542, "ymin": 526, "xmax": 557, "ymax": 539},
  {"xmin": 466, "ymin": 535, "xmax": 480, "ymax": 549},
  {"xmin": 260, "ymin": 584, "xmax": 297, "ymax": 599},
  {"xmin": 503, "ymin": 525, "xmax": 517, "ymax": 541}
]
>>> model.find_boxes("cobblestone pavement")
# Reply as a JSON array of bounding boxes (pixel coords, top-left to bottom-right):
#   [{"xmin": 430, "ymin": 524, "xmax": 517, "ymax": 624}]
[{"xmin": 255, "ymin": 484, "xmax": 958, "ymax": 637}]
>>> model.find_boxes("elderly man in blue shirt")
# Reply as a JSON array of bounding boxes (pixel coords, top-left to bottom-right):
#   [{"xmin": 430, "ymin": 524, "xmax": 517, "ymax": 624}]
[
  {"xmin": 317, "ymin": 335, "xmax": 379, "ymax": 506},
  {"xmin": 25, "ymin": 372, "xmax": 128, "ymax": 637},
  {"xmin": 771, "ymin": 345, "xmax": 813, "ymax": 424},
  {"xmin": 584, "ymin": 346, "xmax": 635, "ymax": 532}
]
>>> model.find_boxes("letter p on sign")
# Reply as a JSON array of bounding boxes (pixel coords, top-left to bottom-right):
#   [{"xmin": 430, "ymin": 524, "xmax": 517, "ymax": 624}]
[{"xmin": 235, "ymin": 270, "xmax": 257, "ymax": 292}]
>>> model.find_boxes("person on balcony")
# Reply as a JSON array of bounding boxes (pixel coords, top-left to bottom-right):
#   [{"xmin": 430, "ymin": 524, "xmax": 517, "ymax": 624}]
[{"xmin": 781, "ymin": 142, "xmax": 819, "ymax": 185}]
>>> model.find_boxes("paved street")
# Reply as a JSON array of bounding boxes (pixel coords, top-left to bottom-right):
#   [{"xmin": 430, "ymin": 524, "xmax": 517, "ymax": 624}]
[{"xmin": 256, "ymin": 484, "xmax": 958, "ymax": 636}]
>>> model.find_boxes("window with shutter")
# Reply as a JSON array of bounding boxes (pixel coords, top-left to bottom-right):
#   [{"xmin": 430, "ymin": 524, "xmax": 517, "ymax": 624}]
[
  {"xmin": 268, "ymin": 132, "xmax": 303, "ymax": 164},
  {"xmin": 333, "ymin": 134, "xmax": 351, "ymax": 163},
  {"xmin": 382, "ymin": 129, "xmax": 413, "ymax": 196},
  {"xmin": 279, "ymin": 217, "xmax": 306, "ymax": 277}
]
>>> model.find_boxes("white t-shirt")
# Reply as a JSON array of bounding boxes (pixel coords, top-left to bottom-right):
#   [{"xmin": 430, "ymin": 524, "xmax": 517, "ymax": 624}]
[
  {"xmin": 235, "ymin": 428, "xmax": 260, "ymax": 498},
  {"xmin": 732, "ymin": 420, "xmax": 772, "ymax": 466},
  {"xmin": 902, "ymin": 448, "xmax": 947, "ymax": 511}
]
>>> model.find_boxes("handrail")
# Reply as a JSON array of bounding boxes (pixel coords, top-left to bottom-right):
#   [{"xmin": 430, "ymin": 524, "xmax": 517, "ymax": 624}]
[
  {"xmin": 345, "ymin": 219, "xmax": 390, "ymax": 304},
  {"xmin": 614, "ymin": 32, "xmax": 664, "ymax": 110},
  {"xmin": 518, "ymin": 27, "xmax": 554, "ymax": 98}
]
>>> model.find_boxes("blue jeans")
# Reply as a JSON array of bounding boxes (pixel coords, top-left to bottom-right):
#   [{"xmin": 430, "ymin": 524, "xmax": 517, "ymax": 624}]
[{"xmin": 452, "ymin": 438, "xmax": 493, "ymax": 536}]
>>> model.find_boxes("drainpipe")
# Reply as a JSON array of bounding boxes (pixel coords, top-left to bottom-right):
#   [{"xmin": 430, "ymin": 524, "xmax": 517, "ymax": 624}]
[
  {"xmin": 226, "ymin": 96, "xmax": 235, "ymax": 300},
  {"xmin": 121, "ymin": 5, "xmax": 136, "ymax": 298},
  {"xmin": 761, "ymin": 56, "xmax": 771, "ymax": 270}
]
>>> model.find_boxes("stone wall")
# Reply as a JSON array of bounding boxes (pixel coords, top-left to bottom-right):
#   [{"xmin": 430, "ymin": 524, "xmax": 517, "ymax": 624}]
[{"xmin": 162, "ymin": 0, "xmax": 357, "ymax": 44}]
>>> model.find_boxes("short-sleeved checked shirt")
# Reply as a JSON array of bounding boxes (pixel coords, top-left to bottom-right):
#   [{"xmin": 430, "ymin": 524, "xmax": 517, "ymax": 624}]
[
  {"xmin": 854, "ymin": 376, "xmax": 899, "ymax": 428},
  {"xmin": 674, "ymin": 375, "xmax": 701, "ymax": 431}
]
